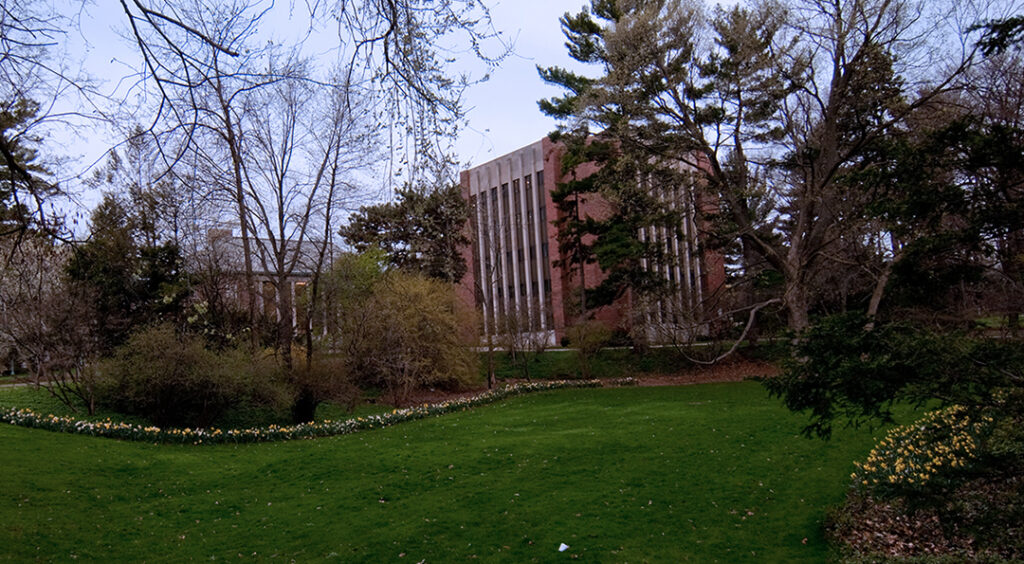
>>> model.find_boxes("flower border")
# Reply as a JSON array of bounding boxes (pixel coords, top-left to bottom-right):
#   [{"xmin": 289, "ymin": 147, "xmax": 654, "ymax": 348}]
[
  {"xmin": 0, "ymin": 380, "xmax": 612, "ymax": 445},
  {"xmin": 851, "ymin": 404, "xmax": 993, "ymax": 491}
]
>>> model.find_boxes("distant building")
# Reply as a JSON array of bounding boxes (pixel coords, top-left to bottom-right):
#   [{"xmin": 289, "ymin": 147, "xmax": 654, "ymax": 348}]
[
  {"xmin": 202, "ymin": 228, "xmax": 338, "ymax": 330},
  {"xmin": 457, "ymin": 137, "xmax": 725, "ymax": 346}
]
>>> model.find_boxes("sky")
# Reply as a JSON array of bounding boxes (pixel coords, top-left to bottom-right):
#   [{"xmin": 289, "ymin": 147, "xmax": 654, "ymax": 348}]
[
  {"xmin": 51, "ymin": 0, "xmax": 592, "ymax": 202},
  {"xmin": 454, "ymin": 0, "xmax": 591, "ymax": 167}
]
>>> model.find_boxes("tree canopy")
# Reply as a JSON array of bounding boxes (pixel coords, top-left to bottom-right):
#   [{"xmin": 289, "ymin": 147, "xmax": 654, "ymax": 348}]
[
  {"xmin": 539, "ymin": 0, "xmax": 1016, "ymax": 333},
  {"xmin": 0, "ymin": 98, "xmax": 60, "ymax": 247},
  {"xmin": 341, "ymin": 184, "xmax": 471, "ymax": 284}
]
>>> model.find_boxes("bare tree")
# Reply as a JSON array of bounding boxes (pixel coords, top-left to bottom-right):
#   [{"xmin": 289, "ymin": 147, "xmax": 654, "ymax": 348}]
[
  {"xmin": 298, "ymin": 74, "xmax": 381, "ymax": 367},
  {"xmin": 0, "ymin": 235, "xmax": 99, "ymax": 413},
  {"xmin": 496, "ymin": 297, "xmax": 549, "ymax": 381},
  {"xmin": 240, "ymin": 56, "xmax": 378, "ymax": 366},
  {"xmin": 117, "ymin": 0, "xmax": 510, "ymax": 186},
  {"xmin": 0, "ymin": 1, "xmax": 98, "ymax": 252},
  {"xmin": 116, "ymin": 0, "xmax": 503, "ymax": 347},
  {"xmin": 112, "ymin": 2, "xmax": 276, "ymax": 341}
]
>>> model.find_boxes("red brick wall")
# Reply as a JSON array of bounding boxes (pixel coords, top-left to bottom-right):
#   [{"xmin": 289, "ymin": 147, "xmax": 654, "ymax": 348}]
[
  {"xmin": 544, "ymin": 138, "xmax": 629, "ymax": 340},
  {"xmin": 455, "ymin": 171, "xmax": 477, "ymax": 314},
  {"xmin": 458, "ymin": 136, "xmax": 727, "ymax": 344}
]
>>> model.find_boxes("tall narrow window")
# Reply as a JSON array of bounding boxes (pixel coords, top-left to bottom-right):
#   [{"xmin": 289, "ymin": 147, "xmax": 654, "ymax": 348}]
[{"xmin": 512, "ymin": 179, "xmax": 522, "ymax": 227}]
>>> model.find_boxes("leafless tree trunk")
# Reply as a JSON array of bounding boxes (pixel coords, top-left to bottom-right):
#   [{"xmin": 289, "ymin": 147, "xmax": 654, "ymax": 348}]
[
  {"xmin": 241, "ymin": 58, "xmax": 378, "ymax": 367},
  {"xmin": 0, "ymin": 236, "xmax": 99, "ymax": 413}
]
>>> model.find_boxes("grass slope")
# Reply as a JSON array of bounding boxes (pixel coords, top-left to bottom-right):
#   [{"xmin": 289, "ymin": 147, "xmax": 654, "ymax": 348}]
[
  {"xmin": 485, "ymin": 348, "xmax": 688, "ymax": 380},
  {"xmin": 2, "ymin": 383, "xmax": 886, "ymax": 562},
  {"xmin": 484, "ymin": 344, "xmax": 785, "ymax": 381}
]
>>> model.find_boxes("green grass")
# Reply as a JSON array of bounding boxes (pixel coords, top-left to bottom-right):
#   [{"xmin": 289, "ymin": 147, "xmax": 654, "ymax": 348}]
[
  {"xmin": 1, "ymin": 382, "xmax": 899, "ymax": 562},
  {"xmin": 486, "ymin": 347, "xmax": 704, "ymax": 380},
  {"xmin": 0, "ymin": 345, "xmax": 772, "ymax": 428},
  {"xmin": 0, "ymin": 386, "xmax": 155, "ymax": 425},
  {"xmin": 485, "ymin": 343, "xmax": 788, "ymax": 381}
]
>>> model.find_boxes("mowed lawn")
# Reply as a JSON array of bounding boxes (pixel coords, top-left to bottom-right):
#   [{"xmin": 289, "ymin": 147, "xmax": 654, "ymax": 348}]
[{"xmin": 2, "ymin": 383, "xmax": 886, "ymax": 562}]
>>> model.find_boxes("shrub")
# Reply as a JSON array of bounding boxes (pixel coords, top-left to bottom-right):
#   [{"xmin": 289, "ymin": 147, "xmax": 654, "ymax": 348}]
[
  {"xmin": 2, "ymin": 380, "xmax": 603, "ymax": 444},
  {"xmin": 94, "ymin": 324, "xmax": 286, "ymax": 428},
  {"xmin": 320, "ymin": 262, "xmax": 480, "ymax": 407},
  {"xmin": 763, "ymin": 312, "xmax": 1024, "ymax": 439},
  {"xmin": 766, "ymin": 313, "xmax": 1024, "ymax": 560},
  {"xmin": 852, "ymin": 405, "xmax": 993, "ymax": 496},
  {"xmin": 838, "ymin": 406, "xmax": 1024, "ymax": 561},
  {"xmin": 288, "ymin": 352, "xmax": 361, "ymax": 423},
  {"xmin": 367, "ymin": 272, "xmax": 479, "ymax": 405},
  {"xmin": 566, "ymin": 320, "xmax": 611, "ymax": 378}
]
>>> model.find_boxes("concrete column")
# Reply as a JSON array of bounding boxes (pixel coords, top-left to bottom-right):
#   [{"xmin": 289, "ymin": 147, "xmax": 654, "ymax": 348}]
[
  {"xmin": 517, "ymin": 158, "xmax": 535, "ymax": 331},
  {"xmin": 532, "ymin": 166, "xmax": 549, "ymax": 330},
  {"xmin": 494, "ymin": 164, "xmax": 512, "ymax": 326},
  {"xmin": 484, "ymin": 170, "xmax": 501, "ymax": 331},
  {"xmin": 473, "ymin": 170, "xmax": 491, "ymax": 334},
  {"xmin": 507, "ymin": 159, "xmax": 522, "ymax": 318}
]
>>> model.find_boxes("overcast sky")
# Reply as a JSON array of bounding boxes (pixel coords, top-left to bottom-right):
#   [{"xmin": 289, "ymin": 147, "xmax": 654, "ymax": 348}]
[
  {"xmin": 455, "ymin": 0, "xmax": 591, "ymax": 167},
  {"xmin": 51, "ymin": 1, "xmax": 586, "ymax": 194}
]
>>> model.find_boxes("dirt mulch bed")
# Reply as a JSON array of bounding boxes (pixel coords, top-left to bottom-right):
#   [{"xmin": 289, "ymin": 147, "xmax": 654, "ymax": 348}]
[
  {"xmin": 627, "ymin": 359, "xmax": 779, "ymax": 387},
  {"xmin": 831, "ymin": 472, "xmax": 1024, "ymax": 562},
  {"xmin": 405, "ymin": 360, "xmax": 779, "ymax": 406},
  {"xmin": 832, "ymin": 495, "xmax": 962, "ymax": 559}
]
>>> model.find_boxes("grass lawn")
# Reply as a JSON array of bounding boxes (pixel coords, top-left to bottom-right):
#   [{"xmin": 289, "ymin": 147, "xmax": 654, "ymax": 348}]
[
  {"xmin": 1, "ymin": 382, "xmax": 893, "ymax": 562},
  {"xmin": 0, "ymin": 386, "xmax": 138, "ymax": 420},
  {"xmin": 484, "ymin": 343, "xmax": 787, "ymax": 381},
  {"xmin": 484, "ymin": 348, "xmax": 666, "ymax": 380}
]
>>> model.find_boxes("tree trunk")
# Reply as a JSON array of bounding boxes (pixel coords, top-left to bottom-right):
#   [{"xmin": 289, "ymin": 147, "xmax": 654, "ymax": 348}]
[
  {"xmin": 291, "ymin": 386, "xmax": 318, "ymax": 423},
  {"xmin": 784, "ymin": 277, "xmax": 810, "ymax": 332},
  {"xmin": 741, "ymin": 241, "xmax": 762, "ymax": 346},
  {"xmin": 276, "ymin": 277, "xmax": 294, "ymax": 371},
  {"xmin": 865, "ymin": 260, "xmax": 895, "ymax": 330},
  {"xmin": 486, "ymin": 331, "xmax": 496, "ymax": 389},
  {"xmin": 220, "ymin": 112, "xmax": 258, "ymax": 350},
  {"xmin": 999, "ymin": 233, "xmax": 1024, "ymax": 338}
]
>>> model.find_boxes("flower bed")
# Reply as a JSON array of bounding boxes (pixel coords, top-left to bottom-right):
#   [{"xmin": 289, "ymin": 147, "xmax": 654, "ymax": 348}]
[
  {"xmin": 851, "ymin": 405, "xmax": 994, "ymax": 493},
  {"xmin": 0, "ymin": 380, "xmax": 605, "ymax": 445}
]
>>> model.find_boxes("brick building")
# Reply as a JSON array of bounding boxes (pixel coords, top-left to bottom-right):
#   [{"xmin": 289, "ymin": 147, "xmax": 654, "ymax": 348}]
[{"xmin": 457, "ymin": 137, "xmax": 726, "ymax": 346}]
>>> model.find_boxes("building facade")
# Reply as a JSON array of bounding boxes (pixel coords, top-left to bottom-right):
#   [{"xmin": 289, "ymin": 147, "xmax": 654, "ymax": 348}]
[
  {"xmin": 458, "ymin": 137, "xmax": 725, "ymax": 346},
  {"xmin": 203, "ymin": 228, "xmax": 336, "ymax": 333}
]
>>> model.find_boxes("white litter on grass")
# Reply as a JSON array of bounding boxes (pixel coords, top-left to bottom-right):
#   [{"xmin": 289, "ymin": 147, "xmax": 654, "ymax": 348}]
[{"xmin": 558, "ymin": 543, "xmax": 569, "ymax": 552}]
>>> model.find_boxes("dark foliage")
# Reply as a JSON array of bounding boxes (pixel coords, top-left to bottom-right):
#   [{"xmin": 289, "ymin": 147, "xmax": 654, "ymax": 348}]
[
  {"xmin": 340, "ymin": 184, "xmax": 470, "ymax": 283},
  {"xmin": 288, "ymin": 355, "xmax": 361, "ymax": 424},
  {"xmin": 975, "ymin": 15, "xmax": 1024, "ymax": 55},
  {"xmin": 0, "ymin": 99, "xmax": 61, "ymax": 244},
  {"xmin": 94, "ymin": 324, "xmax": 287, "ymax": 428},
  {"xmin": 66, "ymin": 195, "xmax": 189, "ymax": 353},
  {"xmin": 763, "ymin": 312, "xmax": 1024, "ymax": 439}
]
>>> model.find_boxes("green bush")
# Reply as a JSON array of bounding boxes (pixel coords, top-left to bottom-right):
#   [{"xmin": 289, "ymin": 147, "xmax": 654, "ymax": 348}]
[
  {"xmin": 367, "ymin": 272, "xmax": 479, "ymax": 404},
  {"xmin": 852, "ymin": 405, "xmax": 992, "ymax": 496},
  {"xmin": 320, "ymin": 263, "xmax": 479, "ymax": 407},
  {"xmin": 94, "ymin": 324, "xmax": 287, "ymax": 428},
  {"xmin": 773, "ymin": 314, "xmax": 1024, "ymax": 560},
  {"xmin": 288, "ymin": 353, "xmax": 361, "ymax": 423},
  {"xmin": 763, "ymin": 312, "xmax": 1024, "ymax": 439},
  {"xmin": 565, "ymin": 320, "xmax": 612, "ymax": 378}
]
